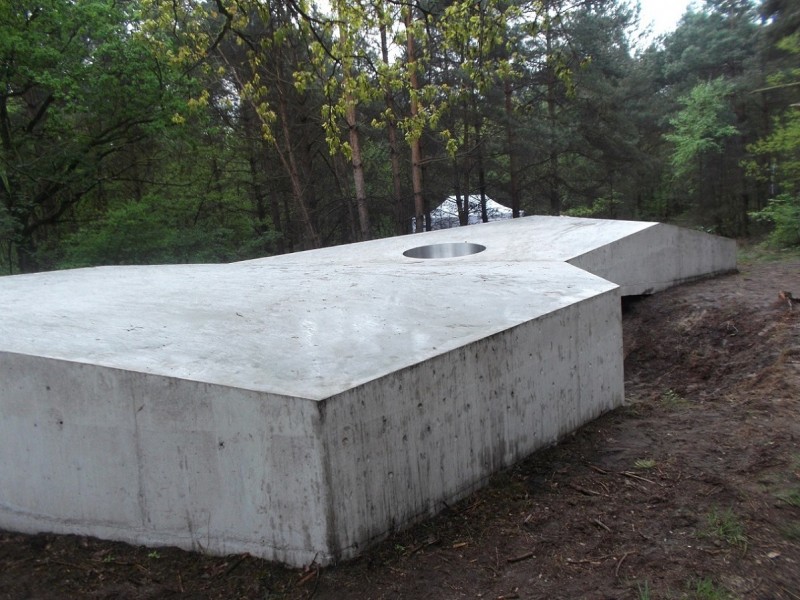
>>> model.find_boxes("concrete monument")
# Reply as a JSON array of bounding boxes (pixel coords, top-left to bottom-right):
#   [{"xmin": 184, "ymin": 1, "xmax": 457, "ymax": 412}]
[{"xmin": 0, "ymin": 216, "xmax": 736, "ymax": 566}]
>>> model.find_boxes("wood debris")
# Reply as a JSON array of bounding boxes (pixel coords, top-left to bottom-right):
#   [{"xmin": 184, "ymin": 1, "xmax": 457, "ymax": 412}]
[{"xmin": 779, "ymin": 290, "xmax": 799, "ymax": 310}]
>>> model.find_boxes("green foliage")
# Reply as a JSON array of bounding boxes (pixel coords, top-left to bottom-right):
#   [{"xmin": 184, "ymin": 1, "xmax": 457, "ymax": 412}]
[
  {"xmin": 661, "ymin": 388, "xmax": 689, "ymax": 409},
  {"xmin": 73, "ymin": 200, "xmax": 212, "ymax": 267},
  {"xmin": 57, "ymin": 192, "xmax": 274, "ymax": 268},
  {"xmin": 662, "ymin": 0, "xmax": 759, "ymax": 86},
  {"xmin": 702, "ymin": 507, "xmax": 746, "ymax": 547},
  {"xmin": 1, "ymin": 0, "xmax": 795, "ymax": 269},
  {"xmin": 775, "ymin": 487, "xmax": 800, "ymax": 508},
  {"xmin": 747, "ymin": 109, "xmax": 800, "ymax": 189},
  {"xmin": 563, "ymin": 194, "xmax": 623, "ymax": 218},
  {"xmin": 60, "ymin": 201, "xmax": 161, "ymax": 267},
  {"xmin": 665, "ymin": 78, "xmax": 739, "ymax": 183},
  {"xmin": 0, "ymin": 0, "xmax": 192, "ymax": 272},
  {"xmin": 736, "ymin": 241, "xmax": 800, "ymax": 266},
  {"xmin": 780, "ymin": 521, "xmax": 800, "ymax": 541},
  {"xmin": 749, "ymin": 194, "xmax": 800, "ymax": 246},
  {"xmin": 690, "ymin": 577, "xmax": 730, "ymax": 600},
  {"xmin": 652, "ymin": 1, "xmax": 769, "ymax": 236},
  {"xmin": 0, "ymin": 203, "xmax": 15, "ymax": 241},
  {"xmin": 745, "ymin": 35, "xmax": 800, "ymax": 246}
]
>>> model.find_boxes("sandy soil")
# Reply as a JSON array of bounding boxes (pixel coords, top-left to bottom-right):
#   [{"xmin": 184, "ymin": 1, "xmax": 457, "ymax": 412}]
[{"xmin": 2, "ymin": 251, "xmax": 799, "ymax": 599}]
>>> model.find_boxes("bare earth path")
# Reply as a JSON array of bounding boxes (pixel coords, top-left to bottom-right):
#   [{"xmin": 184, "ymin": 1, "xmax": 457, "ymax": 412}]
[{"xmin": 2, "ymin": 252, "xmax": 799, "ymax": 599}]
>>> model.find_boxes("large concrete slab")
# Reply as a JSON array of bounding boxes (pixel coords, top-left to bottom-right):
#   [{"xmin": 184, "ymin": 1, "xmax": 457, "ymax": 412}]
[{"xmin": 0, "ymin": 216, "xmax": 736, "ymax": 566}]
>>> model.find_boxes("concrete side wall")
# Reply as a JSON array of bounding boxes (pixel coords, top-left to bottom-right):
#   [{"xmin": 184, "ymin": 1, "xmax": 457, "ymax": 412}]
[
  {"xmin": 569, "ymin": 224, "xmax": 737, "ymax": 296},
  {"xmin": 319, "ymin": 289, "xmax": 624, "ymax": 561},
  {"xmin": 0, "ymin": 353, "xmax": 331, "ymax": 566}
]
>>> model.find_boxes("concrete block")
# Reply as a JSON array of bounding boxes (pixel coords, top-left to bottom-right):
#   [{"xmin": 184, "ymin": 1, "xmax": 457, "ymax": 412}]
[{"xmin": 0, "ymin": 216, "xmax": 736, "ymax": 565}]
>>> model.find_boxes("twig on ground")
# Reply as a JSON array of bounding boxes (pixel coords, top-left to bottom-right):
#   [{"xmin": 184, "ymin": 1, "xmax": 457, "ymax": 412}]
[
  {"xmin": 408, "ymin": 536, "xmax": 441, "ymax": 556},
  {"xmin": 52, "ymin": 560, "xmax": 90, "ymax": 570},
  {"xmin": 569, "ymin": 482, "xmax": 605, "ymax": 496},
  {"xmin": 591, "ymin": 518, "xmax": 612, "ymax": 532},
  {"xmin": 566, "ymin": 554, "xmax": 616, "ymax": 565},
  {"xmin": 615, "ymin": 551, "xmax": 632, "ymax": 578},
  {"xmin": 221, "ymin": 554, "xmax": 248, "ymax": 578},
  {"xmin": 461, "ymin": 499, "xmax": 483, "ymax": 513},
  {"xmin": 297, "ymin": 570, "xmax": 317, "ymax": 586},
  {"xmin": 779, "ymin": 291, "xmax": 798, "ymax": 311},
  {"xmin": 506, "ymin": 551, "xmax": 534, "ymax": 564},
  {"xmin": 87, "ymin": 558, "xmax": 148, "ymax": 573},
  {"xmin": 307, "ymin": 566, "xmax": 321, "ymax": 600},
  {"xmin": 621, "ymin": 471, "xmax": 658, "ymax": 485},
  {"xmin": 588, "ymin": 464, "xmax": 610, "ymax": 474},
  {"xmin": 781, "ymin": 586, "xmax": 800, "ymax": 600}
]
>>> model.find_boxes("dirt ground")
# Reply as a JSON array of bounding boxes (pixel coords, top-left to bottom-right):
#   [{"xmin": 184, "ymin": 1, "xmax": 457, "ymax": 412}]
[{"xmin": 2, "ymin": 250, "xmax": 799, "ymax": 600}]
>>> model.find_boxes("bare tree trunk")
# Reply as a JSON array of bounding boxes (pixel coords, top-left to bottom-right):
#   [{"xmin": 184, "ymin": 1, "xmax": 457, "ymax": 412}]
[
  {"xmin": 242, "ymin": 102, "xmax": 283, "ymax": 253},
  {"xmin": 387, "ymin": 112, "xmax": 406, "ymax": 233},
  {"xmin": 274, "ymin": 88, "xmax": 320, "ymax": 248},
  {"xmin": 505, "ymin": 76, "xmax": 521, "ymax": 218},
  {"xmin": 405, "ymin": 4, "xmax": 426, "ymax": 233},
  {"xmin": 248, "ymin": 142, "xmax": 284, "ymax": 254},
  {"xmin": 15, "ymin": 233, "xmax": 38, "ymax": 274},
  {"xmin": 254, "ymin": 8, "xmax": 320, "ymax": 249},
  {"xmin": 378, "ymin": 11, "xmax": 406, "ymax": 234},
  {"xmin": 546, "ymin": 16, "xmax": 560, "ymax": 216},
  {"xmin": 338, "ymin": 15, "xmax": 371, "ymax": 242},
  {"xmin": 345, "ymin": 98, "xmax": 370, "ymax": 241},
  {"xmin": 458, "ymin": 99, "xmax": 471, "ymax": 226},
  {"xmin": 473, "ymin": 107, "xmax": 488, "ymax": 223},
  {"xmin": 453, "ymin": 167, "xmax": 467, "ymax": 226}
]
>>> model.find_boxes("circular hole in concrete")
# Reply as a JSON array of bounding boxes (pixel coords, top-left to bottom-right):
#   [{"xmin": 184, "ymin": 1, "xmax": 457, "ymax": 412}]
[{"xmin": 403, "ymin": 242, "xmax": 486, "ymax": 259}]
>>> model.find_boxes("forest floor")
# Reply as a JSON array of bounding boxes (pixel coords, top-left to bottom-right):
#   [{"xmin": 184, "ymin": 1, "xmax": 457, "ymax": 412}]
[{"xmin": 1, "ymin": 248, "xmax": 800, "ymax": 600}]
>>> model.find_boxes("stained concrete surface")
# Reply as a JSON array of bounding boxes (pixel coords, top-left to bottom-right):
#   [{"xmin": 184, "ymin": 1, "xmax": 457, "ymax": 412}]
[{"xmin": 0, "ymin": 216, "xmax": 736, "ymax": 566}]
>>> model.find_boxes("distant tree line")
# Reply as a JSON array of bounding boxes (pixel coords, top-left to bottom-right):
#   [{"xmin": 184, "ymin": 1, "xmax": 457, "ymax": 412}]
[{"xmin": 1, "ymin": 0, "xmax": 798, "ymax": 274}]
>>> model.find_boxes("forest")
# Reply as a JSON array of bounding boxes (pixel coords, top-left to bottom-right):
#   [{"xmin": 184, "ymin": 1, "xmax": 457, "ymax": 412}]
[{"xmin": 0, "ymin": 0, "xmax": 798, "ymax": 274}]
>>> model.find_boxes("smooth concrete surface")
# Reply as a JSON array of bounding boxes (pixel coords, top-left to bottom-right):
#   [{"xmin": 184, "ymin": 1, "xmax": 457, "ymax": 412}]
[
  {"xmin": 566, "ymin": 222, "xmax": 738, "ymax": 295},
  {"xmin": 0, "ymin": 216, "xmax": 736, "ymax": 566}
]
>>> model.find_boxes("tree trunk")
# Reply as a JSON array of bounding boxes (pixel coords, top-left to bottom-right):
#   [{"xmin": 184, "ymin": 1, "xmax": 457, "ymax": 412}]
[
  {"xmin": 242, "ymin": 102, "xmax": 282, "ymax": 253},
  {"xmin": 378, "ymin": 12, "xmax": 406, "ymax": 234},
  {"xmin": 337, "ymin": 13, "xmax": 371, "ymax": 242},
  {"xmin": 546, "ymin": 15, "xmax": 561, "ymax": 216},
  {"xmin": 453, "ymin": 168, "xmax": 467, "ymax": 226},
  {"xmin": 505, "ymin": 76, "xmax": 521, "ymax": 218},
  {"xmin": 274, "ymin": 88, "xmax": 320, "ymax": 249},
  {"xmin": 345, "ymin": 97, "xmax": 370, "ymax": 241},
  {"xmin": 255, "ymin": 7, "xmax": 320, "ymax": 249},
  {"xmin": 15, "ymin": 232, "xmax": 38, "ymax": 274},
  {"xmin": 458, "ymin": 98, "xmax": 471, "ymax": 226},
  {"xmin": 405, "ymin": 5, "xmax": 426, "ymax": 233},
  {"xmin": 474, "ymin": 112, "xmax": 488, "ymax": 223}
]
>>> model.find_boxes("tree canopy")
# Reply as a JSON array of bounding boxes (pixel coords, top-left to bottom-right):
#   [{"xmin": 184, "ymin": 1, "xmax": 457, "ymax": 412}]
[{"xmin": 0, "ymin": 0, "xmax": 797, "ymax": 274}]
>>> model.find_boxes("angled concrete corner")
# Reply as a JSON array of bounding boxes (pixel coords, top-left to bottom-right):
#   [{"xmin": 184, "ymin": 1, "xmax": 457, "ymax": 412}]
[
  {"xmin": 0, "ymin": 217, "xmax": 736, "ymax": 566},
  {"xmin": 319, "ymin": 285, "xmax": 623, "ymax": 559},
  {"xmin": 566, "ymin": 221, "xmax": 738, "ymax": 295}
]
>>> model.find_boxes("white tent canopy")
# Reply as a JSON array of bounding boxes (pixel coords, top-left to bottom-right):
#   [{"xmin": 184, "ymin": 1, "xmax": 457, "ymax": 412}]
[{"xmin": 414, "ymin": 195, "xmax": 519, "ymax": 231}]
